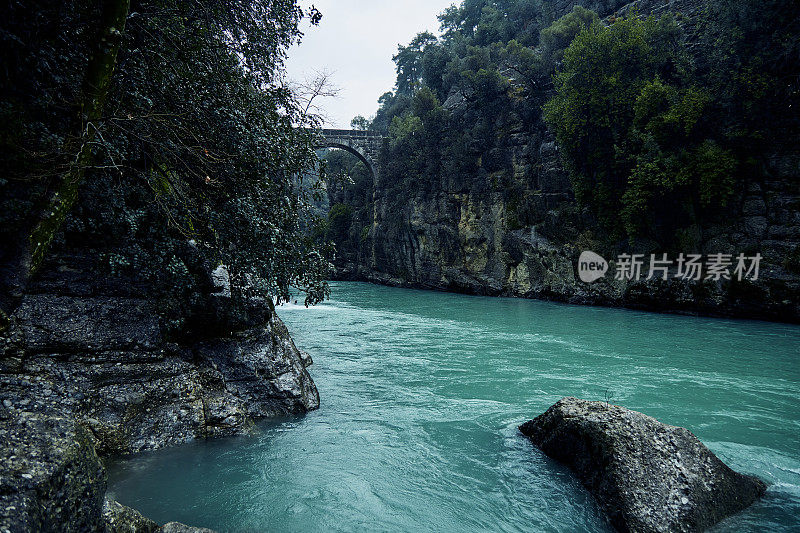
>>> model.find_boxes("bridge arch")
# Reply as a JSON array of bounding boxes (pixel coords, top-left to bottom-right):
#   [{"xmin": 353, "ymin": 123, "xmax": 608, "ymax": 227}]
[
  {"xmin": 312, "ymin": 129, "xmax": 384, "ymax": 180},
  {"xmin": 315, "ymin": 142, "xmax": 376, "ymax": 177}
]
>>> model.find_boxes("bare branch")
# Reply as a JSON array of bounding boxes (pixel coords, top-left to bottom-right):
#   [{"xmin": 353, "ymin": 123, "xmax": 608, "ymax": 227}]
[{"xmin": 288, "ymin": 68, "xmax": 341, "ymax": 125}]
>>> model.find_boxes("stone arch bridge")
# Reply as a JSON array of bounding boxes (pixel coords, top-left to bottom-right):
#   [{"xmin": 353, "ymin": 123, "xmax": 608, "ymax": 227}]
[{"xmin": 312, "ymin": 129, "xmax": 384, "ymax": 179}]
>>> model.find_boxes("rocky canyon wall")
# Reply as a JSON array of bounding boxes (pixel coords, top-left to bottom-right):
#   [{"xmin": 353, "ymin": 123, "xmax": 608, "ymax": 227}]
[{"xmin": 336, "ymin": 0, "xmax": 800, "ymax": 323}]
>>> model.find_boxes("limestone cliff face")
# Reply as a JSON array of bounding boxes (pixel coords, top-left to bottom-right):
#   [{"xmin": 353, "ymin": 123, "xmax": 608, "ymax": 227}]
[
  {"xmin": 345, "ymin": 146, "xmax": 800, "ymax": 322},
  {"xmin": 337, "ymin": 0, "xmax": 800, "ymax": 323}
]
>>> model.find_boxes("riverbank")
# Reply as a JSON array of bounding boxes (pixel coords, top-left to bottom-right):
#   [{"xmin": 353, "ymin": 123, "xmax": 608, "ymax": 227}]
[
  {"xmin": 333, "ymin": 265, "xmax": 800, "ymax": 324},
  {"xmin": 0, "ymin": 250, "xmax": 318, "ymax": 531}
]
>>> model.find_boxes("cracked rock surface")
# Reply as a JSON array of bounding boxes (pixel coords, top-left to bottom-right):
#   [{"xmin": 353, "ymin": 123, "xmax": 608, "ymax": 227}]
[{"xmin": 1, "ymin": 291, "xmax": 318, "ymax": 456}]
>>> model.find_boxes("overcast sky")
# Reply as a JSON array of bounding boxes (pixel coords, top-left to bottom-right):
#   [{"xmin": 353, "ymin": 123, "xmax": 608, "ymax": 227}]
[{"xmin": 285, "ymin": 1, "xmax": 456, "ymax": 128}]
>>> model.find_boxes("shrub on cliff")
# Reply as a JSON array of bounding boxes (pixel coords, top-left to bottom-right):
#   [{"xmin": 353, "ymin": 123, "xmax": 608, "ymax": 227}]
[
  {"xmin": 543, "ymin": 13, "xmax": 705, "ymax": 239},
  {"xmin": 543, "ymin": 1, "xmax": 799, "ymax": 243}
]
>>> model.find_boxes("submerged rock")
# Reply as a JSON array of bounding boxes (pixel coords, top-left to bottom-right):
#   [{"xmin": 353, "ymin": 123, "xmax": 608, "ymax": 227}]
[
  {"xmin": 520, "ymin": 397, "xmax": 767, "ymax": 532},
  {"xmin": 103, "ymin": 498, "xmax": 217, "ymax": 532}
]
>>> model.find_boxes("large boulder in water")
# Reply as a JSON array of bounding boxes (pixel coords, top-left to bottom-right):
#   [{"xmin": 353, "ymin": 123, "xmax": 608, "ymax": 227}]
[{"xmin": 520, "ymin": 397, "xmax": 767, "ymax": 532}]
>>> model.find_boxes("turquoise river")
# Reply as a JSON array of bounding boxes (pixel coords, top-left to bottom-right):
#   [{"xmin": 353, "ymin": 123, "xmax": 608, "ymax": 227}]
[{"xmin": 108, "ymin": 282, "xmax": 800, "ymax": 532}]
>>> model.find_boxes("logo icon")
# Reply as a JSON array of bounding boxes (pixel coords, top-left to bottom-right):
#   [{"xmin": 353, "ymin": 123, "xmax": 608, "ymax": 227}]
[{"xmin": 578, "ymin": 251, "xmax": 608, "ymax": 283}]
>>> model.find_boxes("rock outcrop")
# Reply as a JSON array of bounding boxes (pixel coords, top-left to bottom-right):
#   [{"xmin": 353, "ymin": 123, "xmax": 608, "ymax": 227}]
[
  {"xmin": 0, "ymin": 254, "xmax": 319, "ymax": 456},
  {"xmin": 160, "ymin": 523, "xmax": 217, "ymax": 533},
  {"xmin": 0, "ymin": 410, "xmax": 106, "ymax": 532},
  {"xmin": 520, "ymin": 397, "xmax": 767, "ymax": 532},
  {"xmin": 102, "ymin": 499, "xmax": 159, "ymax": 532},
  {"xmin": 0, "ymin": 245, "xmax": 318, "ymax": 528},
  {"xmin": 0, "ymin": 407, "xmax": 222, "ymax": 532}
]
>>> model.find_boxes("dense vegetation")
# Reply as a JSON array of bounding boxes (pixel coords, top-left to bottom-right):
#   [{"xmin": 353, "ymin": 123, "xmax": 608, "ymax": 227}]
[
  {"xmin": 0, "ymin": 0, "xmax": 331, "ymax": 330},
  {"xmin": 320, "ymin": 143, "xmax": 374, "ymax": 264},
  {"xmin": 331, "ymin": 0, "xmax": 799, "ymax": 251}
]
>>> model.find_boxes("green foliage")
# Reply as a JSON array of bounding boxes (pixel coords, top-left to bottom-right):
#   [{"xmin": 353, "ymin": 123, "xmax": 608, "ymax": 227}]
[
  {"xmin": 692, "ymin": 140, "xmax": 737, "ymax": 207},
  {"xmin": 439, "ymin": 0, "xmax": 545, "ymax": 47},
  {"xmin": 539, "ymin": 6, "xmax": 598, "ymax": 67},
  {"xmin": 389, "ymin": 114, "xmax": 424, "ymax": 147},
  {"xmin": 543, "ymin": 11, "xmax": 750, "ymax": 240},
  {"xmin": 394, "ymin": 32, "xmax": 438, "ymax": 96},
  {"xmin": 329, "ymin": 0, "xmax": 799, "ymax": 254},
  {"xmin": 350, "ymin": 115, "xmax": 371, "ymax": 130},
  {"xmin": 695, "ymin": 0, "xmax": 800, "ymax": 139},
  {"xmin": 546, "ymin": 14, "xmax": 659, "ymax": 220},
  {"xmin": 321, "ymin": 147, "xmax": 374, "ymax": 264},
  {"xmin": 383, "ymin": 88, "xmax": 450, "ymax": 199},
  {"xmin": 327, "ymin": 203, "xmax": 354, "ymax": 244},
  {"xmin": 0, "ymin": 0, "xmax": 332, "ymax": 310},
  {"xmin": 542, "ymin": 1, "xmax": 798, "ymax": 243}
]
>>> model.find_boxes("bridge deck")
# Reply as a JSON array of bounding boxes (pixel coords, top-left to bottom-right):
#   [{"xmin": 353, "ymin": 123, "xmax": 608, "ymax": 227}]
[{"xmin": 319, "ymin": 128, "xmax": 383, "ymax": 138}]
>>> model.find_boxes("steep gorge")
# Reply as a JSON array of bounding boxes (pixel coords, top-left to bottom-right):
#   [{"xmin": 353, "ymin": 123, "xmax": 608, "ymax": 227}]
[{"xmin": 331, "ymin": 0, "xmax": 800, "ymax": 323}]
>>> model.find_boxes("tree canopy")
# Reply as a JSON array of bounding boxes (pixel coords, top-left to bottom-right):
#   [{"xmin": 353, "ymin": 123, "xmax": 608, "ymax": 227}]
[{"xmin": 0, "ymin": 0, "xmax": 333, "ymax": 329}]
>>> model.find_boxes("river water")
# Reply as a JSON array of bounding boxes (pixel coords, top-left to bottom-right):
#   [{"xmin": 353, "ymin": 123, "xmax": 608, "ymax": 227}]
[{"xmin": 108, "ymin": 282, "xmax": 800, "ymax": 532}]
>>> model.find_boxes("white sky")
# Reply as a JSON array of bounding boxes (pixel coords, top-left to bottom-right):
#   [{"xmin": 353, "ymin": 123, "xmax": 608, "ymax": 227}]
[{"xmin": 286, "ymin": 1, "xmax": 456, "ymax": 128}]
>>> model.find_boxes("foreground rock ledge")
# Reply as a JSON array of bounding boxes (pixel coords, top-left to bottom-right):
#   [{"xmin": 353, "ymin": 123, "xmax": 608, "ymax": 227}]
[{"xmin": 520, "ymin": 397, "xmax": 767, "ymax": 533}]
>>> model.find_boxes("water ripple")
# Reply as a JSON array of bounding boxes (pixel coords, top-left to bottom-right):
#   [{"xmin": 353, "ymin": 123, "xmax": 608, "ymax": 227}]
[{"xmin": 108, "ymin": 282, "xmax": 800, "ymax": 532}]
